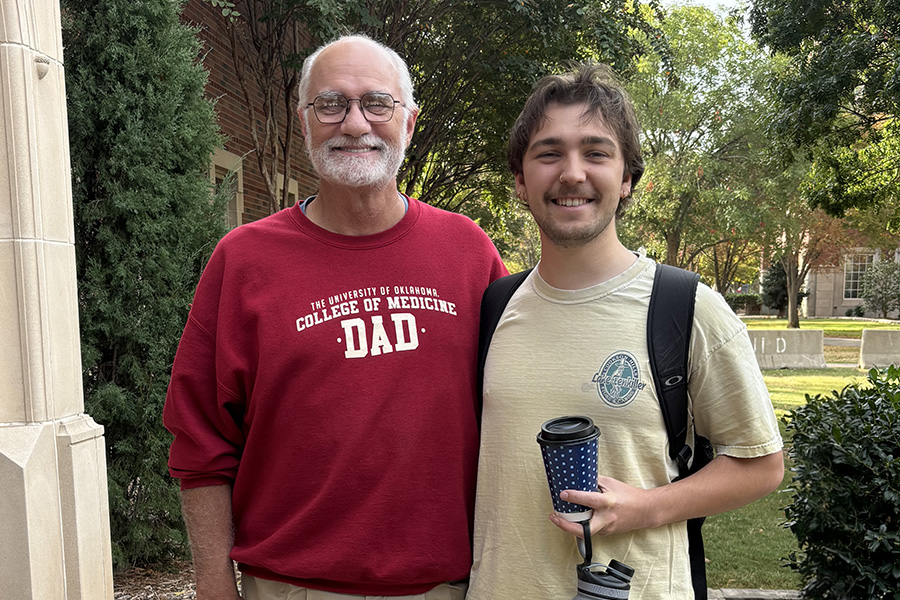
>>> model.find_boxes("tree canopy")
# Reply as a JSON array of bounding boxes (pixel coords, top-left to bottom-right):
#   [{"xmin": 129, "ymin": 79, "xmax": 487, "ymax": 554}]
[
  {"xmin": 623, "ymin": 4, "xmax": 772, "ymax": 283},
  {"xmin": 206, "ymin": 0, "xmax": 669, "ymax": 216},
  {"xmin": 750, "ymin": 0, "xmax": 900, "ymax": 225},
  {"xmin": 861, "ymin": 259, "xmax": 900, "ymax": 318},
  {"xmin": 755, "ymin": 160, "xmax": 850, "ymax": 327}
]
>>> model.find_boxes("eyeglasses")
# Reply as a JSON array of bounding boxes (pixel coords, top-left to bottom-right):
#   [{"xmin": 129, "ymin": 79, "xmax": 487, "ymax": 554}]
[{"xmin": 307, "ymin": 92, "xmax": 403, "ymax": 124}]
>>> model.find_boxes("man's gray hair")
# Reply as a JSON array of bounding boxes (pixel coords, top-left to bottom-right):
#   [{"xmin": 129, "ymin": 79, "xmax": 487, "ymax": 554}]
[{"xmin": 297, "ymin": 34, "xmax": 418, "ymax": 123}]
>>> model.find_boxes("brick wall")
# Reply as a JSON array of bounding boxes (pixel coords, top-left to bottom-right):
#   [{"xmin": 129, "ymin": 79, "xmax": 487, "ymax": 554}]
[{"xmin": 181, "ymin": 1, "xmax": 318, "ymax": 224}]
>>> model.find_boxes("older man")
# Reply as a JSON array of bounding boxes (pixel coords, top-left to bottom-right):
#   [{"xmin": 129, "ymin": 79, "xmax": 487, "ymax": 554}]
[{"xmin": 164, "ymin": 34, "xmax": 506, "ymax": 600}]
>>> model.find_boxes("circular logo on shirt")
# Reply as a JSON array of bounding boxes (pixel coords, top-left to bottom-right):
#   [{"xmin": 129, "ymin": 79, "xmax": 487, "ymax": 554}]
[{"xmin": 592, "ymin": 351, "xmax": 645, "ymax": 407}]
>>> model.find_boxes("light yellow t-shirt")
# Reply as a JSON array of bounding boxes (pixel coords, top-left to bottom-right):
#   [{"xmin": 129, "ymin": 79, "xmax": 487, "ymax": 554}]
[{"xmin": 468, "ymin": 256, "xmax": 783, "ymax": 600}]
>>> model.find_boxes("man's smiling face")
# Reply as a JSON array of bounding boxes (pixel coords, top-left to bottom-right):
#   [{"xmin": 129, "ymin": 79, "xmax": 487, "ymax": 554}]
[
  {"xmin": 301, "ymin": 39, "xmax": 415, "ymax": 188},
  {"xmin": 516, "ymin": 102, "xmax": 632, "ymax": 249}
]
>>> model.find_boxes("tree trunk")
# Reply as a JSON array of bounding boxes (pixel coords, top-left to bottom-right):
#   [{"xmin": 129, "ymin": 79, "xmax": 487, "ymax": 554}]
[
  {"xmin": 783, "ymin": 256, "xmax": 801, "ymax": 328},
  {"xmin": 665, "ymin": 230, "xmax": 681, "ymax": 266},
  {"xmin": 786, "ymin": 284, "xmax": 800, "ymax": 328}
]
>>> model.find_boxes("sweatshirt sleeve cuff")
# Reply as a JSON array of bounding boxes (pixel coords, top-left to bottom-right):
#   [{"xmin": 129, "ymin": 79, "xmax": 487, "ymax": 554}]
[{"xmin": 176, "ymin": 474, "xmax": 235, "ymax": 491}]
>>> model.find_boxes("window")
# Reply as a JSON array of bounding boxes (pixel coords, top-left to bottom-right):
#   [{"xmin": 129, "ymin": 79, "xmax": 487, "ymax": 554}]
[
  {"xmin": 211, "ymin": 148, "xmax": 244, "ymax": 229},
  {"xmin": 277, "ymin": 173, "xmax": 299, "ymax": 209},
  {"xmin": 843, "ymin": 253, "xmax": 874, "ymax": 299}
]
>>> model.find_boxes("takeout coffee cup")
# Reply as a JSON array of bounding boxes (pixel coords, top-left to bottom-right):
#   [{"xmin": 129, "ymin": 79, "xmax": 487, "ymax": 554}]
[{"xmin": 536, "ymin": 416, "xmax": 601, "ymax": 522}]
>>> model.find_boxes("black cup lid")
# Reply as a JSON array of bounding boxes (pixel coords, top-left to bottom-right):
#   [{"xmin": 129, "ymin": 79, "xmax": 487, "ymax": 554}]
[{"xmin": 537, "ymin": 415, "xmax": 600, "ymax": 444}]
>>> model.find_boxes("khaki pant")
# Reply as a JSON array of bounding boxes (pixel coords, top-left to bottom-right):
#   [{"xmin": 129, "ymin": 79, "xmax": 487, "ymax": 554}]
[{"xmin": 242, "ymin": 575, "xmax": 467, "ymax": 600}]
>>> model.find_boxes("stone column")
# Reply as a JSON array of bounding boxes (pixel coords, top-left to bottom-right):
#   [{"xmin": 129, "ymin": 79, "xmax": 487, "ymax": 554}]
[{"xmin": 0, "ymin": 0, "xmax": 114, "ymax": 598}]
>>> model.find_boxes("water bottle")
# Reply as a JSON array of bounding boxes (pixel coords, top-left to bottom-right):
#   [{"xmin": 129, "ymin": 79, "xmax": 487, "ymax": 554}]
[
  {"xmin": 571, "ymin": 520, "xmax": 633, "ymax": 599},
  {"xmin": 572, "ymin": 559, "xmax": 634, "ymax": 599}
]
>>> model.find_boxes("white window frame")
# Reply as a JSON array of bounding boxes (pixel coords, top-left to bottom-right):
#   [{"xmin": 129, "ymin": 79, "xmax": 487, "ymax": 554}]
[
  {"xmin": 843, "ymin": 252, "xmax": 875, "ymax": 300},
  {"xmin": 277, "ymin": 173, "xmax": 299, "ymax": 209},
  {"xmin": 211, "ymin": 148, "xmax": 244, "ymax": 229}
]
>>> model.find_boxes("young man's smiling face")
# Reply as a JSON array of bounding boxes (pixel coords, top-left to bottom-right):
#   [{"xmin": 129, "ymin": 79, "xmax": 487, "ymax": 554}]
[{"xmin": 516, "ymin": 102, "xmax": 632, "ymax": 249}]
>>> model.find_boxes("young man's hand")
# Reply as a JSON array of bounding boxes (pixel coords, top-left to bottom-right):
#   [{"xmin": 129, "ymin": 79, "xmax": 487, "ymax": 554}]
[
  {"xmin": 549, "ymin": 453, "xmax": 785, "ymax": 538},
  {"xmin": 549, "ymin": 476, "xmax": 659, "ymax": 537}
]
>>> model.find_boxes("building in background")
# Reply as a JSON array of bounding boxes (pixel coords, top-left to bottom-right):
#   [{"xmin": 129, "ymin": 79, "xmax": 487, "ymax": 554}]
[
  {"xmin": 181, "ymin": 1, "xmax": 319, "ymax": 228},
  {"xmin": 806, "ymin": 248, "xmax": 900, "ymax": 319}
]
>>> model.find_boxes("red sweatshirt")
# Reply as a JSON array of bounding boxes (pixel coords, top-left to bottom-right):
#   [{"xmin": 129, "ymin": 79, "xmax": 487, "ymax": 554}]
[{"xmin": 164, "ymin": 197, "xmax": 507, "ymax": 595}]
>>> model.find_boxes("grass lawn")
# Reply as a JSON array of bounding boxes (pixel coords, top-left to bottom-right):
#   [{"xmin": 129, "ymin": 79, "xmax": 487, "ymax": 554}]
[
  {"xmin": 705, "ymin": 367, "xmax": 868, "ymax": 590},
  {"xmin": 742, "ymin": 317, "xmax": 900, "ymax": 339},
  {"xmin": 763, "ymin": 367, "xmax": 867, "ymax": 429},
  {"xmin": 703, "ymin": 319, "xmax": 896, "ymax": 589},
  {"xmin": 823, "ymin": 344, "xmax": 859, "ymax": 364},
  {"xmin": 705, "ymin": 456, "xmax": 800, "ymax": 590}
]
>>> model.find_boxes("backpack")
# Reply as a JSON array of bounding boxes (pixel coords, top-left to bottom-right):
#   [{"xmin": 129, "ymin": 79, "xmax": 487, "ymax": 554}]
[{"xmin": 476, "ymin": 263, "xmax": 714, "ymax": 600}]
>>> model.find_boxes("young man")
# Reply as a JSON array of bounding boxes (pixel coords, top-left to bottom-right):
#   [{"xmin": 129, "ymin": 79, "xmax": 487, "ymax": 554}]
[
  {"xmin": 163, "ymin": 35, "xmax": 506, "ymax": 600},
  {"xmin": 467, "ymin": 64, "xmax": 784, "ymax": 599}
]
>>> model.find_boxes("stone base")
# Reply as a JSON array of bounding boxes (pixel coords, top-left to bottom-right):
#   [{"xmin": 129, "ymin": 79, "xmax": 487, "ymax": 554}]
[
  {"xmin": 859, "ymin": 330, "xmax": 900, "ymax": 369},
  {"xmin": 0, "ymin": 415, "xmax": 113, "ymax": 599},
  {"xmin": 748, "ymin": 330, "xmax": 827, "ymax": 369},
  {"xmin": 709, "ymin": 590, "xmax": 800, "ymax": 600}
]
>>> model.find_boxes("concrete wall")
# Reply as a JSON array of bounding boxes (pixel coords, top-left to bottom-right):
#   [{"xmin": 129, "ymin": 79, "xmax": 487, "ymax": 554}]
[
  {"xmin": 748, "ymin": 330, "xmax": 826, "ymax": 369},
  {"xmin": 859, "ymin": 330, "xmax": 900, "ymax": 369},
  {"xmin": 1, "ymin": 0, "xmax": 113, "ymax": 597}
]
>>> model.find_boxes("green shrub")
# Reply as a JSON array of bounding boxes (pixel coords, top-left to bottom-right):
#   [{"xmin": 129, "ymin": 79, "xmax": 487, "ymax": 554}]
[
  {"xmin": 725, "ymin": 293, "xmax": 763, "ymax": 312},
  {"xmin": 63, "ymin": 0, "xmax": 227, "ymax": 567},
  {"xmin": 783, "ymin": 365, "xmax": 900, "ymax": 599}
]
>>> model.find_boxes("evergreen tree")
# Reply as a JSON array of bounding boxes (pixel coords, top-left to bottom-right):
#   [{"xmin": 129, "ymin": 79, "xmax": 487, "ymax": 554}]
[
  {"xmin": 62, "ymin": 0, "xmax": 227, "ymax": 566},
  {"xmin": 761, "ymin": 260, "xmax": 789, "ymax": 313},
  {"xmin": 762, "ymin": 259, "xmax": 809, "ymax": 316}
]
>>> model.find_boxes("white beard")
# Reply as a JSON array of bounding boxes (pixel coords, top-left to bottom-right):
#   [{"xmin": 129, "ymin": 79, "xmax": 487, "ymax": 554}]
[{"xmin": 306, "ymin": 132, "xmax": 406, "ymax": 188}]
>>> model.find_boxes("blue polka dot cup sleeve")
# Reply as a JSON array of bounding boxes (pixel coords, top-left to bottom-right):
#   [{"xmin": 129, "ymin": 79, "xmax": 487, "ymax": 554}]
[{"xmin": 536, "ymin": 416, "xmax": 601, "ymax": 522}]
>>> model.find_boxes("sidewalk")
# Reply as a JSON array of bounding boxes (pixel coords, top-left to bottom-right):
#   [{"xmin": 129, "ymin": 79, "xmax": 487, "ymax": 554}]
[{"xmin": 710, "ymin": 590, "xmax": 800, "ymax": 599}]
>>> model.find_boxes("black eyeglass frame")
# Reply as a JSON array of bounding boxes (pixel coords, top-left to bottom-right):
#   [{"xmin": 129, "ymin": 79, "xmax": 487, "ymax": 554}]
[{"xmin": 306, "ymin": 93, "xmax": 404, "ymax": 124}]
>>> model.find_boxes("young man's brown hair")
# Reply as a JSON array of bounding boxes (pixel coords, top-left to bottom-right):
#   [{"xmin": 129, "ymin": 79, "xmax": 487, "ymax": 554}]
[{"xmin": 507, "ymin": 63, "xmax": 644, "ymax": 217}]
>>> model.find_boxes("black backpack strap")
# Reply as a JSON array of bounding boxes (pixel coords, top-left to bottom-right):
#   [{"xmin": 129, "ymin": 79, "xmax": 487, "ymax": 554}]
[
  {"xmin": 477, "ymin": 269, "xmax": 533, "ymax": 412},
  {"xmin": 687, "ymin": 518, "xmax": 709, "ymax": 600},
  {"xmin": 647, "ymin": 263, "xmax": 700, "ymax": 474},
  {"xmin": 647, "ymin": 263, "xmax": 711, "ymax": 600}
]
